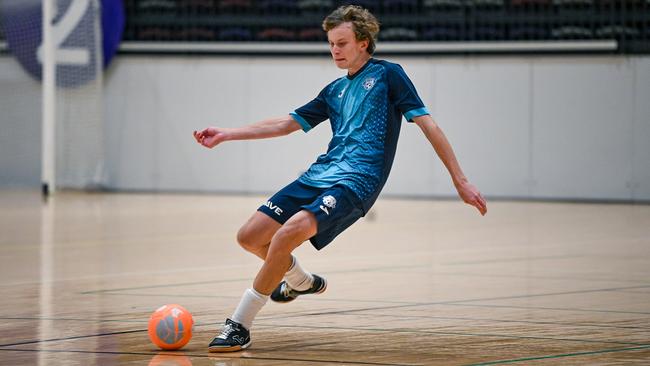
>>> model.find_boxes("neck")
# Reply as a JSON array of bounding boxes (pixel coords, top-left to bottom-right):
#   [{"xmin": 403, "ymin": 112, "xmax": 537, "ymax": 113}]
[{"xmin": 347, "ymin": 54, "xmax": 371, "ymax": 76}]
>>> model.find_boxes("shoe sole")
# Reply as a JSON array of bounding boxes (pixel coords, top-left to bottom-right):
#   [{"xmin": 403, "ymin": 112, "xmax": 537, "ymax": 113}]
[
  {"xmin": 273, "ymin": 277, "xmax": 328, "ymax": 304},
  {"xmin": 208, "ymin": 340, "xmax": 251, "ymax": 353}
]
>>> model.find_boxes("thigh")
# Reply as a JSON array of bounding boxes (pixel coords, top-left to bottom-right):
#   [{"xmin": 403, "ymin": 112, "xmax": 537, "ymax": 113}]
[
  {"xmin": 238, "ymin": 211, "xmax": 283, "ymax": 248},
  {"xmin": 257, "ymin": 179, "xmax": 322, "ymax": 225},
  {"xmin": 265, "ymin": 209, "xmax": 319, "ymax": 259},
  {"xmin": 301, "ymin": 185, "xmax": 365, "ymax": 250}
]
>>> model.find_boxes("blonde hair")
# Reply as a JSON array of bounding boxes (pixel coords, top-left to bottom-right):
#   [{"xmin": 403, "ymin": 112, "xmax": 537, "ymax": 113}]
[{"xmin": 322, "ymin": 5, "xmax": 380, "ymax": 54}]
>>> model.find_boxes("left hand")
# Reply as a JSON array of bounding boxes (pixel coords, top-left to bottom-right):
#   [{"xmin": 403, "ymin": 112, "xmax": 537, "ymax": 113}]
[{"xmin": 456, "ymin": 181, "xmax": 487, "ymax": 216}]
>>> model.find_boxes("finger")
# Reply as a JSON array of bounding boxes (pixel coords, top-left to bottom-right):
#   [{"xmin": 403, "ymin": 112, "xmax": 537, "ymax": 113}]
[
  {"xmin": 472, "ymin": 200, "xmax": 483, "ymax": 215},
  {"xmin": 476, "ymin": 197, "xmax": 487, "ymax": 216},
  {"xmin": 478, "ymin": 194, "xmax": 487, "ymax": 211}
]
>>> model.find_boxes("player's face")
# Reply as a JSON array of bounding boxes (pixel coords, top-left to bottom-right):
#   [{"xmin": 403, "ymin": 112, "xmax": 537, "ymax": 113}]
[{"xmin": 327, "ymin": 22, "xmax": 369, "ymax": 74}]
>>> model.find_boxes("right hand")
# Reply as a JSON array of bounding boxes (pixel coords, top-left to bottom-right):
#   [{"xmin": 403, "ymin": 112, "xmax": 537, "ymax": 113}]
[
  {"xmin": 455, "ymin": 181, "xmax": 487, "ymax": 216},
  {"xmin": 193, "ymin": 127, "xmax": 228, "ymax": 149}
]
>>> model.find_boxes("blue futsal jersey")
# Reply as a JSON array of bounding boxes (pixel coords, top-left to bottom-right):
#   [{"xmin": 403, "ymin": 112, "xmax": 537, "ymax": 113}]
[{"xmin": 290, "ymin": 58, "xmax": 430, "ymax": 212}]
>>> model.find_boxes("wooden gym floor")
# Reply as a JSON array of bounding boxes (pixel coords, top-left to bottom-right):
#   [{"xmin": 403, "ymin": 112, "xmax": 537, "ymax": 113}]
[{"xmin": 0, "ymin": 190, "xmax": 649, "ymax": 365}]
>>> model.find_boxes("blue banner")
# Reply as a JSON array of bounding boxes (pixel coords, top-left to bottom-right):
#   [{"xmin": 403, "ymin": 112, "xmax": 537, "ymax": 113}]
[{"xmin": 0, "ymin": 0, "xmax": 125, "ymax": 87}]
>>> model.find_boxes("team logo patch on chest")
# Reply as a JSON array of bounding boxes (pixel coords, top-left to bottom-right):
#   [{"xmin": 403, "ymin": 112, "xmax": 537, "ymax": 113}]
[{"xmin": 362, "ymin": 77, "xmax": 376, "ymax": 91}]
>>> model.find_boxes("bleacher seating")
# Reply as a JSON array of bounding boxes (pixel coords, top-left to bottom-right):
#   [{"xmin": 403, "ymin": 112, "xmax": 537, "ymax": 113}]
[{"xmin": 3, "ymin": 1, "xmax": 646, "ymax": 53}]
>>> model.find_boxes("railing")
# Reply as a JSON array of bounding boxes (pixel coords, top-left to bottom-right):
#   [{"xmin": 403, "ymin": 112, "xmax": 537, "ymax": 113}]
[{"xmin": 117, "ymin": 0, "xmax": 649, "ymax": 54}]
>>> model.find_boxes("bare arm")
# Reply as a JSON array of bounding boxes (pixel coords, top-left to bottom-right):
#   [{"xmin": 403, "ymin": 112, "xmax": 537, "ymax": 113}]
[
  {"xmin": 193, "ymin": 115, "xmax": 302, "ymax": 149},
  {"xmin": 413, "ymin": 114, "xmax": 487, "ymax": 215}
]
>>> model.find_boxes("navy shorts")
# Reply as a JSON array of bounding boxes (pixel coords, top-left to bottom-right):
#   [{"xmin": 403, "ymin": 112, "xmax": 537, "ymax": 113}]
[{"xmin": 258, "ymin": 179, "xmax": 365, "ymax": 250}]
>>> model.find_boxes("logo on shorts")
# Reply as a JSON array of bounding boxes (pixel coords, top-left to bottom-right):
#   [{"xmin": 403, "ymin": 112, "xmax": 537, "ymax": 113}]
[
  {"xmin": 265, "ymin": 201, "xmax": 284, "ymax": 216},
  {"xmin": 319, "ymin": 195, "xmax": 337, "ymax": 215},
  {"xmin": 362, "ymin": 77, "xmax": 376, "ymax": 91}
]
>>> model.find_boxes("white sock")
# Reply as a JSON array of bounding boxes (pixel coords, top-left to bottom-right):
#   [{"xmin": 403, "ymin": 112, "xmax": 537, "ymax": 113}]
[
  {"xmin": 284, "ymin": 255, "xmax": 314, "ymax": 291},
  {"xmin": 231, "ymin": 288, "xmax": 268, "ymax": 330}
]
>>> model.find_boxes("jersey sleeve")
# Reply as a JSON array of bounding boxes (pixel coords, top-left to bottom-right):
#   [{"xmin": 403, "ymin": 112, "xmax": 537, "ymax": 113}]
[
  {"xmin": 290, "ymin": 85, "xmax": 330, "ymax": 132},
  {"xmin": 386, "ymin": 64, "xmax": 430, "ymax": 122}
]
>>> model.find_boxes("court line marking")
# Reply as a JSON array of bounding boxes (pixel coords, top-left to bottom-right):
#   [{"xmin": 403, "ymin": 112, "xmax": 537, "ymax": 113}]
[
  {"xmin": 334, "ymin": 313, "xmax": 650, "ymax": 331},
  {"xmin": 2, "ymin": 317, "xmax": 644, "ymax": 353},
  {"xmin": 2, "ymin": 328, "xmax": 647, "ymax": 365},
  {"xmin": 78, "ymin": 268, "xmax": 650, "ymax": 295},
  {"xmin": 0, "ymin": 316, "xmax": 220, "ymax": 329},
  {"xmin": 0, "ymin": 263, "xmax": 256, "ymax": 287},
  {"xmin": 445, "ymin": 254, "xmax": 584, "ymax": 265},
  {"xmin": 79, "ymin": 278, "xmax": 251, "ymax": 294},
  {"xmin": 258, "ymin": 340, "xmax": 341, "ymax": 352},
  {"xmin": 78, "ymin": 262, "xmax": 650, "ymax": 307},
  {"xmin": 609, "ymin": 289, "xmax": 650, "ymax": 294},
  {"xmin": 0, "ymin": 348, "xmax": 419, "ymax": 366},
  {"xmin": 7, "ymin": 274, "xmax": 647, "ymax": 353},
  {"xmin": 4, "ymin": 309, "xmax": 648, "ymax": 331},
  {"xmin": 68, "ymin": 282, "xmax": 650, "ymax": 325},
  {"xmin": 79, "ymin": 288, "xmax": 650, "ymax": 316},
  {"xmin": 0, "ymin": 316, "xmax": 146, "ymax": 324},
  {"xmin": 464, "ymin": 345, "xmax": 650, "ymax": 365},
  {"xmin": 436, "ymin": 271, "xmax": 650, "ymax": 285},
  {"xmin": 79, "ymin": 263, "xmax": 429, "ymax": 294},
  {"xmin": 446, "ymin": 303, "xmax": 650, "ymax": 316},
  {"xmin": 0, "ymin": 329, "xmax": 145, "ymax": 348},
  {"xmin": 80, "ymin": 278, "xmax": 650, "ymax": 309},
  {"xmin": 259, "ymin": 284, "xmax": 650, "ymax": 321},
  {"xmin": 74, "ymin": 290, "xmax": 416, "ymax": 304},
  {"xmin": 251, "ymin": 323, "xmax": 649, "ymax": 347},
  {"xmin": 25, "ymin": 281, "xmax": 646, "ymax": 336}
]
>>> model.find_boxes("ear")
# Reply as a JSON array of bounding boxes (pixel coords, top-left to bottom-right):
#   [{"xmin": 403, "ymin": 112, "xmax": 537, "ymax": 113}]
[{"xmin": 359, "ymin": 39, "xmax": 368, "ymax": 52}]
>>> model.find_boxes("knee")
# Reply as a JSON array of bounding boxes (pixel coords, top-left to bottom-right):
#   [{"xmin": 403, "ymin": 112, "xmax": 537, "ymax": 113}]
[
  {"xmin": 265, "ymin": 238, "xmax": 294, "ymax": 263},
  {"xmin": 236, "ymin": 225, "xmax": 259, "ymax": 252},
  {"xmin": 268, "ymin": 221, "xmax": 312, "ymax": 257},
  {"xmin": 268, "ymin": 229, "xmax": 294, "ymax": 256}
]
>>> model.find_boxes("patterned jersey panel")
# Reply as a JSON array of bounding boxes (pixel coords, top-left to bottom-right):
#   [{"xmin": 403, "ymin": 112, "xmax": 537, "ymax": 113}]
[{"xmin": 292, "ymin": 59, "xmax": 429, "ymax": 210}]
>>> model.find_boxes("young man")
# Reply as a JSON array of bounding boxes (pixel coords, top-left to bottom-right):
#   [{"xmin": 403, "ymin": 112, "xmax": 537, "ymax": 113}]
[{"xmin": 194, "ymin": 5, "xmax": 487, "ymax": 352}]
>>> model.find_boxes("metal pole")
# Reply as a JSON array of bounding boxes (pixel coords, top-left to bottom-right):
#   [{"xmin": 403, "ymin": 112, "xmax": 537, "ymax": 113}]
[{"xmin": 41, "ymin": 0, "xmax": 56, "ymax": 196}]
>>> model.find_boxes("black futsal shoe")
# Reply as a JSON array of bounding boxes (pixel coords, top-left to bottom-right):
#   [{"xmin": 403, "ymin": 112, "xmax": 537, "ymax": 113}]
[
  {"xmin": 270, "ymin": 274, "xmax": 328, "ymax": 303},
  {"xmin": 208, "ymin": 318, "xmax": 251, "ymax": 352}
]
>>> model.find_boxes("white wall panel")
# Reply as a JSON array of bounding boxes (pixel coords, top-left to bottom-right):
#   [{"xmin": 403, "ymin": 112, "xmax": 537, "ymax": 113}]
[
  {"xmin": 0, "ymin": 57, "xmax": 41, "ymax": 187},
  {"xmin": 154, "ymin": 58, "xmax": 251, "ymax": 192},
  {"xmin": 104, "ymin": 59, "xmax": 160, "ymax": 190},
  {"xmin": 4, "ymin": 54, "xmax": 649, "ymax": 201},
  {"xmin": 434, "ymin": 58, "xmax": 531, "ymax": 197},
  {"xmin": 632, "ymin": 58, "xmax": 650, "ymax": 200},
  {"xmin": 531, "ymin": 58, "xmax": 635, "ymax": 200},
  {"xmin": 105, "ymin": 57, "xmax": 252, "ymax": 192},
  {"xmin": 245, "ymin": 58, "xmax": 338, "ymax": 193}
]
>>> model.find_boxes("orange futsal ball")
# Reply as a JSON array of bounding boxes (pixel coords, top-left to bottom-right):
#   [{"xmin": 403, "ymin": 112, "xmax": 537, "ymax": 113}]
[{"xmin": 147, "ymin": 304, "xmax": 194, "ymax": 350}]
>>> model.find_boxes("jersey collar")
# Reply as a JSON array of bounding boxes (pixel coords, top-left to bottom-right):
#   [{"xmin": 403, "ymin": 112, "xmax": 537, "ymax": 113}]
[{"xmin": 347, "ymin": 58, "xmax": 374, "ymax": 80}]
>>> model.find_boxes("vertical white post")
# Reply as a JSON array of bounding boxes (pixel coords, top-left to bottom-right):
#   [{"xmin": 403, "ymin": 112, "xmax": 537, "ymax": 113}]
[
  {"xmin": 42, "ymin": 0, "xmax": 56, "ymax": 196},
  {"xmin": 38, "ymin": 196, "xmax": 54, "ymax": 366},
  {"xmin": 40, "ymin": 5, "xmax": 56, "ymax": 363}
]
